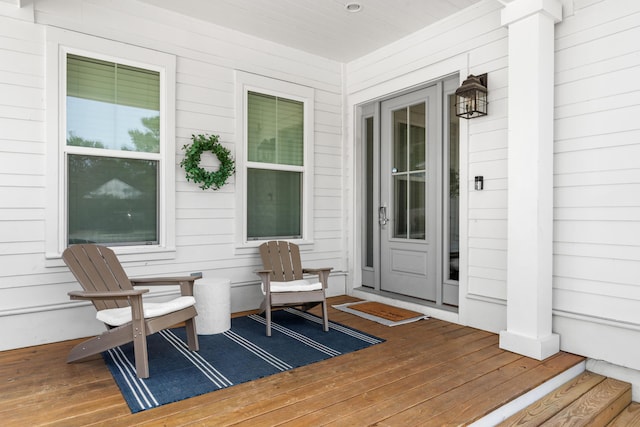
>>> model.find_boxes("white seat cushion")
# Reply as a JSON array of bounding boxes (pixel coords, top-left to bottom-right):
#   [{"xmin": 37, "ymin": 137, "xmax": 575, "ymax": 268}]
[
  {"xmin": 96, "ymin": 296, "xmax": 196, "ymax": 327},
  {"xmin": 262, "ymin": 279, "xmax": 322, "ymax": 294}
]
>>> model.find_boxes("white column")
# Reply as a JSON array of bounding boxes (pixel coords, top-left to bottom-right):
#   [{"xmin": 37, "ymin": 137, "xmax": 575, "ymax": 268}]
[{"xmin": 499, "ymin": 0, "xmax": 562, "ymax": 360}]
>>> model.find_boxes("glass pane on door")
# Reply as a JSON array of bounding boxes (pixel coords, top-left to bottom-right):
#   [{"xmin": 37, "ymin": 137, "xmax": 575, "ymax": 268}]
[
  {"xmin": 410, "ymin": 172, "xmax": 425, "ymax": 239},
  {"xmin": 448, "ymin": 94, "xmax": 460, "ymax": 281},
  {"xmin": 365, "ymin": 116, "xmax": 374, "ymax": 268},
  {"xmin": 393, "ymin": 174, "xmax": 407, "ymax": 238},
  {"xmin": 391, "ymin": 102, "xmax": 426, "ymax": 241},
  {"xmin": 409, "ymin": 103, "xmax": 425, "ymax": 171},
  {"xmin": 393, "ymin": 109, "xmax": 408, "ymax": 173}
]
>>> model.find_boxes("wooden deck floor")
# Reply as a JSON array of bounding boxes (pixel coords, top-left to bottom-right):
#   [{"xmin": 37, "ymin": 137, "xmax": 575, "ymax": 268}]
[{"xmin": 1, "ymin": 295, "xmax": 584, "ymax": 426}]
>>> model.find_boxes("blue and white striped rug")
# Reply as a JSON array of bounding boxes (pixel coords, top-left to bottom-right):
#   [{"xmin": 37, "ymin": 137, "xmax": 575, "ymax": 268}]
[{"xmin": 104, "ymin": 308, "xmax": 384, "ymax": 413}]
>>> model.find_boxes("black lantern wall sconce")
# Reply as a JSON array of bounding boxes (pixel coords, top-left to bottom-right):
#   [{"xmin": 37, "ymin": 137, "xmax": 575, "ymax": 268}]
[{"xmin": 455, "ymin": 74, "xmax": 488, "ymax": 119}]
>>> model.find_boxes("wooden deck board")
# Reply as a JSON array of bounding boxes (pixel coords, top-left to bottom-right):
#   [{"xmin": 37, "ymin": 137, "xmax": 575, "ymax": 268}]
[
  {"xmin": 242, "ymin": 334, "xmax": 500, "ymax": 426},
  {"xmin": 1, "ymin": 295, "xmax": 584, "ymax": 426}
]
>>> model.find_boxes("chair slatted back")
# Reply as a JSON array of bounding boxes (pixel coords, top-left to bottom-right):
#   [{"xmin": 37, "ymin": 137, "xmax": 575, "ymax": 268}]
[
  {"xmin": 259, "ymin": 241, "xmax": 303, "ymax": 282},
  {"xmin": 62, "ymin": 244, "xmax": 133, "ymax": 311}
]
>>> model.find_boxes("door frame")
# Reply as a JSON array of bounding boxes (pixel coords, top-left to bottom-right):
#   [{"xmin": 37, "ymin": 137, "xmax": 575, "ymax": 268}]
[{"xmin": 357, "ymin": 75, "xmax": 459, "ymax": 309}]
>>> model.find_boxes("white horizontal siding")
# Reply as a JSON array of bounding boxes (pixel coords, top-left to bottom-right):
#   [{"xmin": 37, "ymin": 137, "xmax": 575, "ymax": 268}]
[
  {"xmin": 553, "ymin": 0, "xmax": 640, "ymax": 370},
  {"xmin": 0, "ymin": 0, "xmax": 344, "ymax": 350},
  {"xmin": 0, "ymin": 12, "xmax": 48, "ymax": 312}
]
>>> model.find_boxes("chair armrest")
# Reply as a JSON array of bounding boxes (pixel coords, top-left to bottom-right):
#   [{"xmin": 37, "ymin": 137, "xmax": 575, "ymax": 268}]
[
  {"xmin": 255, "ymin": 270, "xmax": 272, "ymax": 295},
  {"xmin": 303, "ymin": 267, "xmax": 333, "ymax": 274},
  {"xmin": 302, "ymin": 267, "xmax": 332, "ymax": 289},
  {"xmin": 130, "ymin": 275, "xmax": 201, "ymax": 286},
  {"xmin": 68, "ymin": 288, "xmax": 148, "ymax": 301},
  {"xmin": 131, "ymin": 275, "xmax": 201, "ymax": 297}
]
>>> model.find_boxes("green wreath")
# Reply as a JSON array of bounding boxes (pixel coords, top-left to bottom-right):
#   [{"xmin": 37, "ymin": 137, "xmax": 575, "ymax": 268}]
[{"xmin": 180, "ymin": 134, "xmax": 235, "ymax": 190}]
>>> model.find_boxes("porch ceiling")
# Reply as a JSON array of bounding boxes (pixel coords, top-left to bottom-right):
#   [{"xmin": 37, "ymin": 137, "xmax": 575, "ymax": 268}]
[{"xmin": 138, "ymin": 0, "xmax": 482, "ymax": 62}]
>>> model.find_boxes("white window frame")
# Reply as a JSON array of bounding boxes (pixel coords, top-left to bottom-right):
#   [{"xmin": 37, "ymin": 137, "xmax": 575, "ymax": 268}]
[
  {"xmin": 45, "ymin": 28, "xmax": 176, "ymax": 263},
  {"xmin": 235, "ymin": 71, "xmax": 315, "ymax": 252}
]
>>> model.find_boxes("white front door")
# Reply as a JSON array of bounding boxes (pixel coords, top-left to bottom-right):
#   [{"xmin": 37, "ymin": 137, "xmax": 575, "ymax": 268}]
[{"xmin": 379, "ymin": 86, "xmax": 439, "ymax": 300}]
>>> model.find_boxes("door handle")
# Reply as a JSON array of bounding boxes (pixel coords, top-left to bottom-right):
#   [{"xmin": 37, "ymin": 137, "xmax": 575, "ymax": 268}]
[{"xmin": 379, "ymin": 206, "xmax": 389, "ymax": 226}]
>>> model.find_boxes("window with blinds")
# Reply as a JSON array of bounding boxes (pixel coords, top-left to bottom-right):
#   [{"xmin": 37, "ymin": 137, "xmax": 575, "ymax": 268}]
[
  {"xmin": 65, "ymin": 54, "xmax": 160, "ymax": 246},
  {"xmin": 246, "ymin": 91, "xmax": 304, "ymax": 240}
]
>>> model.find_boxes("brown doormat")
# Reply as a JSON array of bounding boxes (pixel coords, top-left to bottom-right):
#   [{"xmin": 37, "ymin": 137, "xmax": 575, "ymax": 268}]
[
  {"xmin": 350, "ymin": 301, "xmax": 423, "ymax": 321},
  {"xmin": 333, "ymin": 301, "xmax": 428, "ymax": 326}
]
